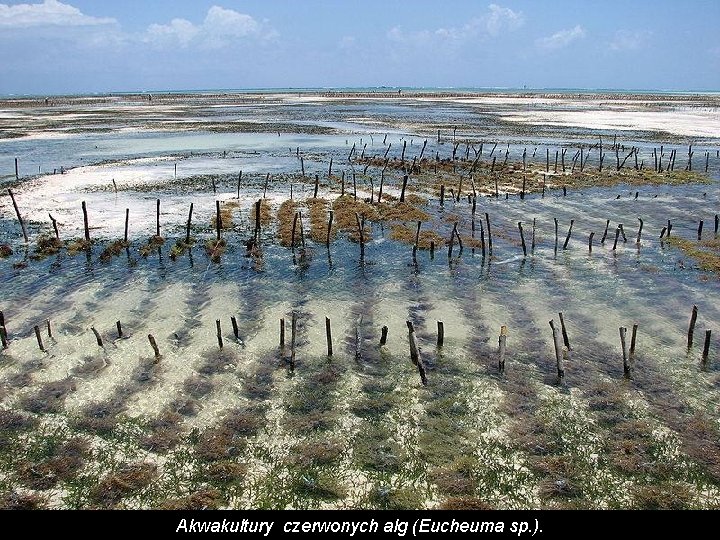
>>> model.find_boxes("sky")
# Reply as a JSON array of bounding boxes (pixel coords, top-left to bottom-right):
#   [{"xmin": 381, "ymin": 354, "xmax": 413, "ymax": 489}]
[{"xmin": 0, "ymin": 0, "xmax": 719, "ymax": 94}]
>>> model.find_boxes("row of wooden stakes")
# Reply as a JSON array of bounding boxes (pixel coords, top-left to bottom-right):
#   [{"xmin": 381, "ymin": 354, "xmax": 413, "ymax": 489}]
[{"xmin": 1, "ymin": 305, "xmax": 712, "ymax": 386}]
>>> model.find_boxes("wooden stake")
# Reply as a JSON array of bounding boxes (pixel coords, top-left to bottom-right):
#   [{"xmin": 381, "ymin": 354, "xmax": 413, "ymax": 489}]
[
  {"xmin": 326, "ymin": 211, "xmax": 334, "ymax": 247},
  {"xmin": 237, "ymin": 171, "xmax": 242, "ymax": 199},
  {"xmin": 406, "ymin": 321, "xmax": 427, "ymax": 385},
  {"xmin": 313, "ymin": 174, "xmax": 319, "ymax": 198},
  {"xmin": 90, "ymin": 326, "xmax": 103, "ymax": 347},
  {"xmin": 380, "ymin": 325, "xmax": 388, "ymax": 346},
  {"xmin": 563, "ymin": 219, "xmax": 574, "ymax": 250},
  {"xmin": 325, "ymin": 317, "xmax": 333, "ymax": 356},
  {"xmin": 81, "ymin": 201, "xmax": 90, "ymax": 242},
  {"xmin": 124, "ymin": 208, "xmax": 129, "ymax": 243},
  {"xmin": 437, "ymin": 321, "xmax": 444, "ymax": 347},
  {"xmin": 279, "ymin": 318, "xmax": 285, "ymax": 350},
  {"xmin": 636, "ymin": 218, "xmax": 644, "ymax": 244},
  {"xmin": 148, "ymin": 334, "xmax": 160, "ymax": 359},
  {"xmin": 155, "ymin": 199, "xmax": 161, "ymax": 237},
  {"xmin": 600, "ymin": 219, "xmax": 610, "ymax": 244},
  {"xmin": 0, "ymin": 326, "xmax": 7, "ymax": 349},
  {"xmin": 215, "ymin": 200, "xmax": 222, "ymax": 240},
  {"xmin": 549, "ymin": 320, "xmax": 564, "ymax": 382},
  {"xmin": 291, "ymin": 212, "xmax": 298, "ymax": 250},
  {"xmin": 185, "ymin": 203, "xmax": 193, "ymax": 245},
  {"xmin": 116, "ymin": 320, "xmax": 123, "ymax": 339},
  {"xmin": 8, "ymin": 189, "xmax": 28, "ymax": 243},
  {"xmin": 715, "ymin": 214, "xmax": 719, "ymax": 236},
  {"xmin": 263, "ymin": 173, "xmax": 269, "ymax": 199},
  {"xmin": 290, "ymin": 312, "xmax": 297, "ymax": 371},
  {"xmin": 498, "ymin": 325, "xmax": 507, "ymax": 374},
  {"xmin": 554, "ymin": 218, "xmax": 559, "ymax": 252},
  {"xmin": 618, "ymin": 223, "xmax": 627, "ymax": 243},
  {"xmin": 620, "ymin": 326, "xmax": 630, "ymax": 377},
  {"xmin": 231, "ymin": 316, "xmax": 239, "ymax": 339},
  {"xmin": 400, "ymin": 175, "xmax": 408, "ymax": 202},
  {"xmin": 46, "ymin": 318, "xmax": 52, "ymax": 338},
  {"xmin": 629, "ymin": 324, "xmax": 638, "ymax": 365},
  {"xmin": 49, "ymin": 213, "xmax": 60, "ymax": 240},
  {"xmin": 531, "ymin": 218, "xmax": 536, "ymax": 254},
  {"xmin": 34, "ymin": 325, "xmax": 45, "ymax": 352},
  {"xmin": 14, "ymin": 157, "xmax": 19, "ymax": 180},
  {"xmin": 485, "ymin": 213, "xmax": 492, "ymax": 256},
  {"xmin": 216, "ymin": 319, "xmax": 223, "ymax": 349},
  {"xmin": 702, "ymin": 329, "xmax": 711, "ymax": 363},
  {"xmin": 558, "ymin": 312, "xmax": 571, "ymax": 350},
  {"xmin": 612, "ymin": 227, "xmax": 621, "ymax": 251},
  {"xmin": 698, "ymin": 220, "xmax": 704, "ymax": 241},
  {"xmin": 518, "ymin": 222, "xmax": 527, "ymax": 257},
  {"xmin": 688, "ymin": 305, "xmax": 698, "ymax": 350},
  {"xmin": 588, "ymin": 232, "xmax": 595, "ymax": 253}
]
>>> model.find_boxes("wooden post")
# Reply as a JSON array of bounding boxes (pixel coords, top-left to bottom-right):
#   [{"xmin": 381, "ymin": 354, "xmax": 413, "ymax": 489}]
[
  {"xmin": 554, "ymin": 218, "xmax": 559, "ymax": 252},
  {"xmin": 636, "ymin": 218, "xmax": 644, "ymax": 244},
  {"xmin": 439, "ymin": 184, "xmax": 445, "ymax": 207},
  {"xmin": 558, "ymin": 312, "xmax": 571, "ymax": 350},
  {"xmin": 313, "ymin": 174, "xmax": 319, "ymax": 198},
  {"xmin": 328, "ymin": 158, "xmax": 333, "ymax": 179},
  {"xmin": 91, "ymin": 326, "xmax": 103, "ymax": 347},
  {"xmin": 355, "ymin": 213, "xmax": 365, "ymax": 260},
  {"xmin": 290, "ymin": 312, "xmax": 297, "ymax": 371},
  {"xmin": 231, "ymin": 316, "xmax": 239, "ymax": 339},
  {"xmin": 629, "ymin": 324, "xmax": 638, "ymax": 365},
  {"xmin": 46, "ymin": 319, "xmax": 52, "ymax": 338},
  {"xmin": 0, "ymin": 325, "xmax": 7, "ymax": 349},
  {"xmin": 326, "ymin": 211, "xmax": 334, "ymax": 247},
  {"xmin": 612, "ymin": 227, "xmax": 620, "ymax": 251},
  {"xmin": 254, "ymin": 199, "xmax": 261, "ymax": 238},
  {"xmin": 531, "ymin": 218, "xmax": 536, "ymax": 254},
  {"xmin": 619, "ymin": 224, "xmax": 627, "ymax": 243},
  {"xmin": 8, "ymin": 189, "xmax": 29, "ymax": 243},
  {"xmin": 588, "ymin": 232, "xmax": 595, "ymax": 253},
  {"xmin": 378, "ymin": 175, "xmax": 384, "ymax": 203},
  {"xmin": 148, "ymin": 334, "xmax": 160, "ymax": 359},
  {"xmin": 216, "ymin": 319, "xmax": 223, "ymax": 349},
  {"xmin": 549, "ymin": 320, "xmax": 564, "ymax": 382},
  {"xmin": 291, "ymin": 212, "xmax": 298, "ymax": 250},
  {"xmin": 325, "ymin": 317, "xmax": 333, "ymax": 356},
  {"xmin": 185, "ymin": 203, "xmax": 193, "ymax": 245},
  {"xmin": 498, "ymin": 325, "xmax": 507, "ymax": 374},
  {"xmin": 620, "ymin": 326, "xmax": 630, "ymax": 377},
  {"xmin": 667, "ymin": 219, "xmax": 672, "ymax": 237},
  {"xmin": 698, "ymin": 220, "xmax": 704, "ymax": 241},
  {"xmin": 81, "ymin": 201, "xmax": 90, "ymax": 242},
  {"xmin": 237, "ymin": 171, "xmax": 242, "ymax": 199},
  {"xmin": 279, "ymin": 318, "xmax": 285, "ymax": 350},
  {"xmin": 400, "ymin": 175, "xmax": 408, "ymax": 202},
  {"xmin": 380, "ymin": 325, "xmax": 388, "ymax": 346},
  {"xmin": 715, "ymin": 214, "xmax": 719, "ymax": 236},
  {"xmin": 485, "ymin": 213, "xmax": 492, "ymax": 256},
  {"xmin": 406, "ymin": 321, "xmax": 427, "ymax": 386},
  {"xmin": 34, "ymin": 325, "xmax": 45, "ymax": 352},
  {"xmin": 563, "ymin": 220, "xmax": 574, "ymax": 250},
  {"xmin": 300, "ymin": 156, "xmax": 305, "ymax": 178},
  {"xmin": 521, "ymin": 175, "xmax": 526, "ymax": 200},
  {"xmin": 116, "ymin": 320, "xmax": 123, "ymax": 339},
  {"xmin": 263, "ymin": 173, "xmax": 269, "ymax": 199},
  {"xmin": 215, "ymin": 200, "xmax": 222, "ymax": 240},
  {"xmin": 124, "ymin": 208, "xmax": 129, "ymax": 243},
  {"xmin": 600, "ymin": 219, "xmax": 610, "ymax": 244},
  {"xmin": 352, "ymin": 173, "xmax": 357, "ymax": 200},
  {"xmin": 401, "ymin": 140, "xmax": 407, "ymax": 164},
  {"xmin": 14, "ymin": 157, "xmax": 19, "ymax": 180},
  {"xmin": 437, "ymin": 321, "xmax": 444, "ymax": 347},
  {"xmin": 702, "ymin": 329, "xmax": 711, "ymax": 363},
  {"xmin": 518, "ymin": 222, "xmax": 527, "ymax": 257},
  {"xmin": 688, "ymin": 305, "xmax": 698, "ymax": 350},
  {"xmin": 49, "ymin": 213, "xmax": 60, "ymax": 240}
]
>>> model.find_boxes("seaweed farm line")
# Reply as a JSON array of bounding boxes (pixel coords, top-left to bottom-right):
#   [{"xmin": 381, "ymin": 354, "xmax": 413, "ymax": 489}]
[{"xmin": 1, "ymin": 92, "xmax": 720, "ymax": 510}]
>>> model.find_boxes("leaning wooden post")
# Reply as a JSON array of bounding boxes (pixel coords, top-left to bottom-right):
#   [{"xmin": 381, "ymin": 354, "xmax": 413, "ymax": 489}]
[
  {"xmin": 34, "ymin": 325, "xmax": 46, "ymax": 352},
  {"xmin": 600, "ymin": 219, "xmax": 610, "ymax": 244},
  {"xmin": 620, "ymin": 326, "xmax": 630, "ymax": 377},
  {"xmin": 406, "ymin": 321, "xmax": 427, "ymax": 386},
  {"xmin": 563, "ymin": 219, "xmax": 574, "ymax": 250},
  {"xmin": 82, "ymin": 201, "xmax": 90, "ymax": 242},
  {"xmin": 498, "ymin": 325, "xmax": 507, "ymax": 374},
  {"xmin": 8, "ymin": 189, "xmax": 29, "ymax": 243},
  {"xmin": 558, "ymin": 312, "xmax": 571, "ymax": 350},
  {"xmin": 549, "ymin": 320, "xmax": 564, "ymax": 382},
  {"xmin": 215, "ymin": 200, "xmax": 222, "ymax": 240},
  {"xmin": 687, "ymin": 305, "xmax": 698, "ymax": 350},
  {"xmin": 148, "ymin": 334, "xmax": 160, "ymax": 359},
  {"xmin": 216, "ymin": 319, "xmax": 223, "ymax": 349},
  {"xmin": 518, "ymin": 222, "xmax": 527, "ymax": 257},
  {"xmin": 380, "ymin": 326, "xmax": 387, "ymax": 346},
  {"xmin": 155, "ymin": 199, "xmax": 161, "ymax": 237},
  {"xmin": 629, "ymin": 324, "xmax": 638, "ymax": 366},
  {"xmin": 91, "ymin": 326, "xmax": 104, "ymax": 347},
  {"xmin": 325, "ymin": 317, "xmax": 333, "ymax": 357},
  {"xmin": 231, "ymin": 316, "xmax": 239, "ymax": 339},
  {"xmin": 588, "ymin": 232, "xmax": 595, "ymax": 253},
  {"xmin": 612, "ymin": 227, "xmax": 621, "ymax": 251},
  {"xmin": 124, "ymin": 209, "xmax": 130, "ymax": 243},
  {"xmin": 702, "ymin": 330, "xmax": 712, "ymax": 363},
  {"xmin": 437, "ymin": 321, "xmax": 444, "ymax": 347},
  {"xmin": 49, "ymin": 213, "xmax": 60, "ymax": 240},
  {"xmin": 46, "ymin": 319, "xmax": 52, "ymax": 338},
  {"xmin": 326, "ymin": 211, "xmax": 334, "ymax": 247},
  {"xmin": 485, "ymin": 213, "xmax": 493, "ymax": 256},
  {"xmin": 400, "ymin": 175, "xmax": 408, "ymax": 202},
  {"xmin": 185, "ymin": 203, "xmax": 193, "ymax": 244}
]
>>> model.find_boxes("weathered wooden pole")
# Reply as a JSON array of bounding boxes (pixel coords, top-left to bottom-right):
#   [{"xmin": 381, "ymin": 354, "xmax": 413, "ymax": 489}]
[
  {"xmin": 400, "ymin": 175, "xmax": 408, "ymax": 203},
  {"xmin": 406, "ymin": 321, "xmax": 427, "ymax": 386},
  {"xmin": 237, "ymin": 171, "xmax": 242, "ymax": 199},
  {"xmin": 216, "ymin": 319, "xmax": 223, "ymax": 349},
  {"xmin": 14, "ymin": 158, "xmax": 19, "ymax": 180},
  {"xmin": 549, "ymin": 320, "xmax": 564, "ymax": 382},
  {"xmin": 279, "ymin": 318, "xmax": 285, "ymax": 350},
  {"xmin": 702, "ymin": 329, "xmax": 711, "ymax": 363},
  {"xmin": 588, "ymin": 231, "xmax": 595, "ymax": 253},
  {"xmin": 439, "ymin": 184, "xmax": 445, "ymax": 207},
  {"xmin": 324, "ymin": 317, "xmax": 333, "ymax": 357},
  {"xmin": 667, "ymin": 219, "xmax": 672, "ymax": 237},
  {"xmin": 355, "ymin": 213, "xmax": 365, "ymax": 260},
  {"xmin": 49, "ymin": 213, "xmax": 60, "ymax": 240},
  {"xmin": 290, "ymin": 212, "xmax": 299, "ymax": 250},
  {"xmin": 612, "ymin": 227, "xmax": 621, "ymax": 251},
  {"xmin": 558, "ymin": 312, "xmax": 571, "ymax": 351},
  {"xmin": 698, "ymin": 220, "xmax": 704, "ymax": 241},
  {"xmin": 313, "ymin": 174, "xmax": 319, "ymax": 198},
  {"xmin": 629, "ymin": 324, "xmax": 638, "ymax": 366},
  {"xmin": 91, "ymin": 326, "xmax": 103, "ymax": 347},
  {"xmin": 148, "ymin": 334, "xmax": 160, "ymax": 359},
  {"xmin": 636, "ymin": 218, "xmax": 644, "ymax": 244},
  {"xmin": 81, "ymin": 201, "xmax": 90, "ymax": 242},
  {"xmin": 8, "ymin": 189, "xmax": 29, "ymax": 243},
  {"xmin": 715, "ymin": 214, "xmax": 719, "ymax": 236},
  {"xmin": 215, "ymin": 200, "xmax": 222, "ymax": 240},
  {"xmin": 687, "ymin": 305, "xmax": 698, "ymax": 350},
  {"xmin": 437, "ymin": 321, "xmax": 444, "ymax": 347},
  {"xmin": 620, "ymin": 326, "xmax": 630, "ymax": 377},
  {"xmin": 34, "ymin": 325, "xmax": 45, "ymax": 352},
  {"xmin": 600, "ymin": 219, "xmax": 610, "ymax": 244},
  {"xmin": 300, "ymin": 156, "xmax": 305, "ymax": 177},
  {"xmin": 498, "ymin": 325, "xmax": 507, "ymax": 374},
  {"xmin": 531, "ymin": 218, "xmax": 536, "ymax": 254},
  {"xmin": 563, "ymin": 220, "xmax": 574, "ymax": 250},
  {"xmin": 380, "ymin": 325, "xmax": 388, "ymax": 346},
  {"xmin": 0, "ymin": 325, "xmax": 7, "ymax": 349},
  {"xmin": 185, "ymin": 203, "xmax": 193, "ymax": 245},
  {"xmin": 521, "ymin": 175, "xmax": 526, "ymax": 200},
  {"xmin": 554, "ymin": 218, "xmax": 559, "ymax": 252},
  {"xmin": 326, "ymin": 211, "xmax": 334, "ymax": 247},
  {"xmin": 123, "ymin": 208, "xmax": 130, "ymax": 243},
  {"xmin": 46, "ymin": 319, "xmax": 52, "ymax": 338},
  {"xmin": 518, "ymin": 222, "xmax": 527, "ymax": 257},
  {"xmin": 116, "ymin": 320, "xmax": 123, "ymax": 339},
  {"xmin": 485, "ymin": 213, "xmax": 493, "ymax": 256},
  {"xmin": 618, "ymin": 224, "xmax": 627, "ymax": 243},
  {"xmin": 230, "ymin": 316, "xmax": 239, "ymax": 340},
  {"xmin": 263, "ymin": 173, "xmax": 269, "ymax": 199},
  {"xmin": 290, "ymin": 312, "xmax": 297, "ymax": 371}
]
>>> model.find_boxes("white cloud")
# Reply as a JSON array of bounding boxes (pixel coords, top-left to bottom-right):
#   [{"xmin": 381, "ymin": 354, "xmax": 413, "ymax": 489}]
[
  {"xmin": 610, "ymin": 29, "xmax": 651, "ymax": 51},
  {"xmin": 0, "ymin": 0, "xmax": 115, "ymax": 28},
  {"xmin": 387, "ymin": 4, "xmax": 523, "ymax": 45},
  {"xmin": 143, "ymin": 5, "xmax": 275, "ymax": 49},
  {"xmin": 536, "ymin": 25, "xmax": 585, "ymax": 50}
]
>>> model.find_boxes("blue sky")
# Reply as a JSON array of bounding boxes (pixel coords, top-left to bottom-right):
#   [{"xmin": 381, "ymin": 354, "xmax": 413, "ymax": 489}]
[{"xmin": 1, "ymin": 0, "xmax": 718, "ymax": 94}]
